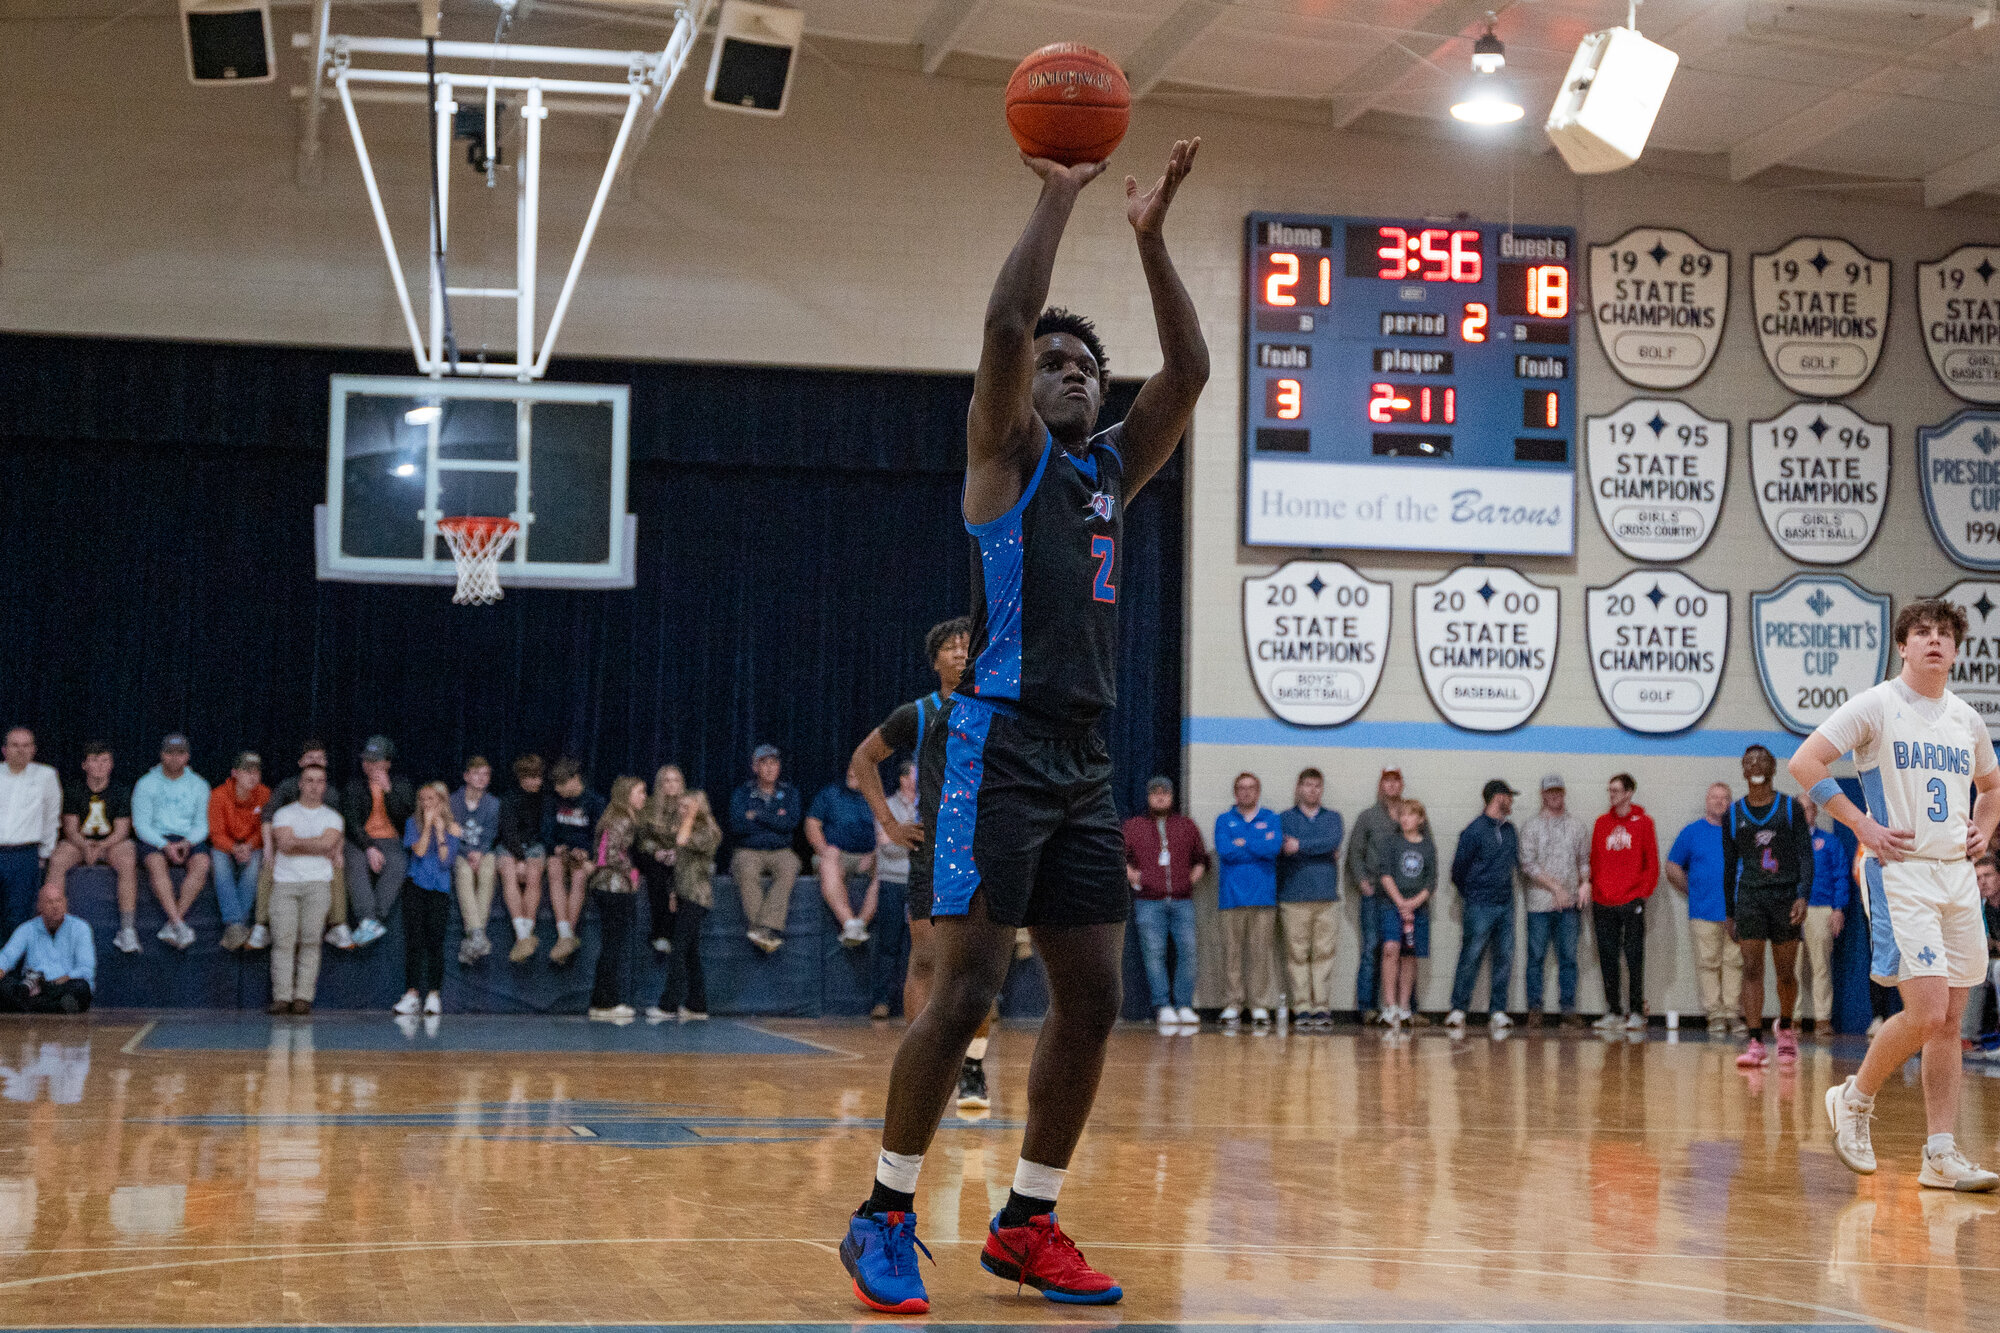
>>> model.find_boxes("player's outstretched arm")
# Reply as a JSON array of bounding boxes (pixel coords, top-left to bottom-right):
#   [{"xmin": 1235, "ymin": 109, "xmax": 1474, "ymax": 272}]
[
  {"xmin": 1788, "ymin": 735, "xmax": 1915, "ymax": 862},
  {"xmin": 965, "ymin": 155, "xmax": 1108, "ymax": 523},
  {"xmin": 1119, "ymin": 138, "xmax": 1210, "ymax": 500}
]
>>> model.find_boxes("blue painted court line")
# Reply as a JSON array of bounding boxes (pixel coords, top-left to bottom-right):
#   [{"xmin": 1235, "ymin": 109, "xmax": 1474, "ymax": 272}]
[
  {"xmin": 130, "ymin": 1013, "xmax": 833, "ymax": 1055},
  {"xmin": 1187, "ymin": 716, "xmax": 1803, "ymax": 757}
]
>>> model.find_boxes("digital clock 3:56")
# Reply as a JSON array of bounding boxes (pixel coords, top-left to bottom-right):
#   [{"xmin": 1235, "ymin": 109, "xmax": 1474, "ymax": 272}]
[{"xmin": 1242, "ymin": 212, "xmax": 1578, "ymax": 556}]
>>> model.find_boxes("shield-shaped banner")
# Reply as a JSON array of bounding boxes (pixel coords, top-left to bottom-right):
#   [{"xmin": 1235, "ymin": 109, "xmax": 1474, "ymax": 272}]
[
  {"xmin": 1748, "ymin": 401, "xmax": 1889, "ymax": 564},
  {"xmin": 1585, "ymin": 397, "xmax": 1729, "ymax": 562},
  {"xmin": 1242, "ymin": 561, "xmax": 1391, "ymax": 726},
  {"xmin": 1413, "ymin": 565, "xmax": 1559, "ymax": 733},
  {"xmin": 1587, "ymin": 227, "xmax": 1730, "ymax": 390},
  {"xmin": 1750, "ymin": 573, "xmax": 1890, "ymax": 735},
  {"xmin": 1918, "ymin": 409, "xmax": 2000, "ymax": 571},
  {"xmin": 1941, "ymin": 578, "xmax": 2000, "ymax": 740},
  {"xmin": 1917, "ymin": 245, "xmax": 2000, "ymax": 403},
  {"xmin": 1750, "ymin": 235, "xmax": 1890, "ymax": 398},
  {"xmin": 1586, "ymin": 570, "xmax": 1729, "ymax": 735}
]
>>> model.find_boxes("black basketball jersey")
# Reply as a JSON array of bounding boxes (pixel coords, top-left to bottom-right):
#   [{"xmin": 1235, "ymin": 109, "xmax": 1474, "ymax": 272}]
[
  {"xmin": 964, "ymin": 425, "xmax": 1125, "ymax": 726},
  {"xmin": 877, "ymin": 690, "xmax": 956, "ymax": 893}
]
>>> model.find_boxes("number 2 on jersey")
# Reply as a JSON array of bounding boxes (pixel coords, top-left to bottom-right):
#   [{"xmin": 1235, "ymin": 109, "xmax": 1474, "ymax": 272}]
[
  {"xmin": 1090, "ymin": 535, "xmax": 1118, "ymax": 604},
  {"xmin": 1926, "ymin": 777, "xmax": 1949, "ymax": 823}
]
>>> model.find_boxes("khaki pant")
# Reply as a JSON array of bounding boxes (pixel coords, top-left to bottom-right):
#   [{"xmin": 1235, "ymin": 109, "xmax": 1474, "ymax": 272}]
[
  {"xmin": 1689, "ymin": 917, "xmax": 1743, "ymax": 1022},
  {"xmin": 454, "ymin": 854, "xmax": 498, "ymax": 934},
  {"xmin": 256, "ymin": 848, "xmax": 346, "ymax": 928},
  {"xmin": 731, "ymin": 847, "xmax": 800, "ymax": 934},
  {"xmin": 270, "ymin": 879, "xmax": 331, "ymax": 1003},
  {"xmin": 1279, "ymin": 899, "xmax": 1338, "ymax": 1010},
  {"xmin": 1795, "ymin": 904, "xmax": 1838, "ymax": 1025},
  {"xmin": 1219, "ymin": 905, "xmax": 1279, "ymax": 1010}
]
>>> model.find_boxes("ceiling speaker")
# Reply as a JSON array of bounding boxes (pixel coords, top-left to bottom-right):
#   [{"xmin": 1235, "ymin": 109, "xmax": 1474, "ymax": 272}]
[
  {"xmin": 704, "ymin": 1, "xmax": 804, "ymax": 117},
  {"xmin": 179, "ymin": 0, "xmax": 274, "ymax": 85},
  {"xmin": 1544, "ymin": 26, "xmax": 1679, "ymax": 175}
]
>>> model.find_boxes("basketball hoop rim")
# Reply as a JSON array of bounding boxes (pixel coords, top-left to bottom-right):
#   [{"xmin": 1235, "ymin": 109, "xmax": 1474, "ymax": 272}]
[{"xmin": 438, "ymin": 515, "xmax": 521, "ymax": 540}]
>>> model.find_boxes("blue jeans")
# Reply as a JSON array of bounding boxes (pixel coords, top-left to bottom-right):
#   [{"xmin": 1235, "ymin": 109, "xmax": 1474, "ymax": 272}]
[
  {"xmin": 0, "ymin": 846, "xmax": 40, "ymax": 937},
  {"xmin": 1356, "ymin": 890, "xmax": 1382, "ymax": 1010},
  {"xmin": 1133, "ymin": 896, "xmax": 1196, "ymax": 1009},
  {"xmin": 870, "ymin": 878, "xmax": 911, "ymax": 1013},
  {"xmin": 1450, "ymin": 898, "xmax": 1515, "ymax": 1014},
  {"xmin": 210, "ymin": 849, "xmax": 262, "ymax": 925},
  {"xmin": 1524, "ymin": 908, "xmax": 1580, "ymax": 1013}
]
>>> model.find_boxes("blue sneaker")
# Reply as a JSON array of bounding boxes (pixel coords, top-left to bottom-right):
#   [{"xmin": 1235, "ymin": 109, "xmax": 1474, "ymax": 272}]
[{"xmin": 841, "ymin": 1209, "xmax": 933, "ymax": 1313}]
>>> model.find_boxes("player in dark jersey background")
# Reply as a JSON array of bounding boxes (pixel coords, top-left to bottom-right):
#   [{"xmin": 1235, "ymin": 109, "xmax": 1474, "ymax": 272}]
[
  {"xmin": 1724, "ymin": 744, "xmax": 1814, "ymax": 1068},
  {"xmin": 839, "ymin": 139, "xmax": 1207, "ymax": 1313}
]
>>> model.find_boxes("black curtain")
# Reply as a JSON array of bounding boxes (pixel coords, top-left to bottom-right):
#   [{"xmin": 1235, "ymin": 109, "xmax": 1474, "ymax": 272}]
[{"xmin": 0, "ymin": 333, "xmax": 1183, "ymax": 815}]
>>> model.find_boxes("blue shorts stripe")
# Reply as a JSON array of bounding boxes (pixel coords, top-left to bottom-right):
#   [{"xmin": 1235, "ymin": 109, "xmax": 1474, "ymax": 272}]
[
  {"xmin": 931, "ymin": 697, "xmax": 997, "ymax": 917},
  {"xmin": 1865, "ymin": 858, "xmax": 1899, "ymax": 982}
]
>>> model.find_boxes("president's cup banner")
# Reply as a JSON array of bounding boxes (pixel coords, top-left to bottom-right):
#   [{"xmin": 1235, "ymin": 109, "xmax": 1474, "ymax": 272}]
[
  {"xmin": 1750, "ymin": 573, "xmax": 1890, "ymax": 735},
  {"xmin": 1919, "ymin": 409, "xmax": 2000, "ymax": 571}
]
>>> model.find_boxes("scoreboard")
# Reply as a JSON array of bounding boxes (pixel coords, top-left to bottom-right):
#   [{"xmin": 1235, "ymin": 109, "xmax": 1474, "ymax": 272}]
[{"xmin": 1242, "ymin": 212, "xmax": 1578, "ymax": 555}]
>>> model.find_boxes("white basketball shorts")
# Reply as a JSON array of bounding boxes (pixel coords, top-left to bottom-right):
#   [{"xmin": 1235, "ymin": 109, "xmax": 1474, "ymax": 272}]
[{"xmin": 1862, "ymin": 857, "xmax": 1986, "ymax": 988}]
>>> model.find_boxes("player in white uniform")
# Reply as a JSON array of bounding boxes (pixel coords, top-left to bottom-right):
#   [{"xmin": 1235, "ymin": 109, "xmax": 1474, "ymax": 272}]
[{"xmin": 1789, "ymin": 597, "xmax": 2000, "ymax": 1192}]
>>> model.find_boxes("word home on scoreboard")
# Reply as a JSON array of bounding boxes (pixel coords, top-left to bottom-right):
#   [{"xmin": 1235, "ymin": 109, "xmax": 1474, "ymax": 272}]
[{"xmin": 1243, "ymin": 213, "xmax": 1578, "ymax": 556}]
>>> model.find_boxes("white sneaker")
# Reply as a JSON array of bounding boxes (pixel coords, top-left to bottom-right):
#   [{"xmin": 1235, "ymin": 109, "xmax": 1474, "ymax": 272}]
[
  {"xmin": 1490, "ymin": 1011, "xmax": 1513, "ymax": 1030},
  {"xmin": 678, "ymin": 1006, "xmax": 708, "ymax": 1020},
  {"xmin": 1825, "ymin": 1077, "xmax": 1877, "ymax": 1175},
  {"xmin": 353, "ymin": 918, "xmax": 386, "ymax": 947},
  {"xmin": 247, "ymin": 924, "xmax": 270, "ymax": 950},
  {"xmin": 652, "ymin": 937, "xmax": 672, "ymax": 954},
  {"xmin": 1157, "ymin": 1006, "xmax": 1179, "ymax": 1028},
  {"xmin": 840, "ymin": 918, "xmax": 870, "ymax": 945},
  {"xmin": 392, "ymin": 991, "xmax": 420, "ymax": 1016},
  {"xmin": 1220, "ymin": 1005, "xmax": 1241, "ymax": 1025},
  {"xmin": 326, "ymin": 922, "xmax": 355, "ymax": 949},
  {"xmin": 611, "ymin": 1003, "xmax": 636, "ymax": 1019},
  {"xmin": 422, "ymin": 991, "xmax": 442, "ymax": 1016},
  {"xmin": 1593, "ymin": 1013, "xmax": 1624, "ymax": 1031},
  {"xmin": 589, "ymin": 1006, "xmax": 622, "ymax": 1021},
  {"xmin": 1176, "ymin": 1006, "xmax": 1199, "ymax": 1024},
  {"xmin": 1625, "ymin": 1012, "xmax": 1647, "ymax": 1030},
  {"xmin": 113, "ymin": 926, "xmax": 140, "ymax": 954},
  {"xmin": 645, "ymin": 1005, "xmax": 673, "ymax": 1021},
  {"xmin": 157, "ymin": 922, "xmax": 182, "ymax": 947},
  {"xmin": 470, "ymin": 928, "xmax": 491, "ymax": 959},
  {"xmin": 1921, "ymin": 1144, "xmax": 1999, "ymax": 1192},
  {"xmin": 1445, "ymin": 1009, "xmax": 1467, "ymax": 1029},
  {"xmin": 1250, "ymin": 1008, "xmax": 1271, "ymax": 1026}
]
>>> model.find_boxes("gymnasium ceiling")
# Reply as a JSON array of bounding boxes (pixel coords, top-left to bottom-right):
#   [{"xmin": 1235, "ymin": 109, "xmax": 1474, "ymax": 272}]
[{"xmin": 18, "ymin": 0, "xmax": 2000, "ymax": 208}]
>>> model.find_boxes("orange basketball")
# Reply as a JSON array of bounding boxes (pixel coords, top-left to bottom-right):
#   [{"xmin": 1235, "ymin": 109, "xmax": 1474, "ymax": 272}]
[{"xmin": 1004, "ymin": 43, "xmax": 1131, "ymax": 166}]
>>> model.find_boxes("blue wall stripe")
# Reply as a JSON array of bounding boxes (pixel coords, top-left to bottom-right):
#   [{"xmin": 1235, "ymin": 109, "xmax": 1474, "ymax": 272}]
[{"xmin": 1185, "ymin": 716, "xmax": 1804, "ymax": 757}]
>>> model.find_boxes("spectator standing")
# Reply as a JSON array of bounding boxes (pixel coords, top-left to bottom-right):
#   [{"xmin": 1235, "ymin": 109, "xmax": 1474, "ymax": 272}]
[
  {"xmin": 545, "ymin": 759, "xmax": 604, "ymax": 966},
  {"xmin": 1278, "ymin": 768, "xmax": 1343, "ymax": 1029},
  {"xmin": 1723, "ymin": 744, "xmax": 1814, "ymax": 1068},
  {"xmin": 451, "ymin": 757, "xmax": 502, "ymax": 965},
  {"xmin": 810, "ymin": 772, "xmax": 880, "ymax": 947},
  {"xmin": 1122, "ymin": 775, "xmax": 1207, "ymax": 1028},
  {"xmin": 46, "ymin": 743, "xmax": 139, "ymax": 953},
  {"xmin": 729, "ymin": 745, "xmax": 802, "ymax": 954},
  {"xmin": 587, "ymin": 776, "xmax": 646, "ymax": 1021},
  {"xmin": 268, "ymin": 766, "xmax": 342, "ymax": 1015},
  {"xmin": 256, "ymin": 741, "xmax": 347, "ymax": 952},
  {"xmin": 1795, "ymin": 793, "xmax": 1853, "ymax": 1038},
  {"xmin": 207, "ymin": 753, "xmax": 268, "ymax": 952},
  {"xmin": 0, "ymin": 728, "xmax": 61, "ymax": 938},
  {"xmin": 132, "ymin": 733, "xmax": 211, "ymax": 950},
  {"xmin": 648, "ymin": 786, "xmax": 720, "ymax": 1021},
  {"xmin": 1447, "ymin": 779, "xmax": 1520, "ymax": 1032},
  {"xmin": 638, "ymin": 765, "xmax": 686, "ymax": 954},
  {"xmin": 1665, "ymin": 783, "xmax": 1743, "ymax": 1034},
  {"xmin": 867, "ymin": 761, "xmax": 918, "ymax": 1019},
  {"xmin": 1373, "ymin": 797, "xmax": 1436, "ymax": 1026},
  {"xmin": 340, "ymin": 736, "xmax": 413, "ymax": 949},
  {"xmin": 1343, "ymin": 766, "xmax": 1406, "ymax": 1023},
  {"xmin": 393, "ymin": 782, "xmax": 459, "ymax": 1018},
  {"xmin": 1517, "ymin": 774, "xmax": 1590, "ymax": 1028},
  {"xmin": 1214, "ymin": 772, "xmax": 1281, "ymax": 1028},
  {"xmin": 1590, "ymin": 772, "xmax": 1659, "ymax": 1030},
  {"xmin": 0, "ymin": 883, "xmax": 93, "ymax": 1014},
  {"xmin": 497, "ymin": 755, "xmax": 550, "ymax": 963}
]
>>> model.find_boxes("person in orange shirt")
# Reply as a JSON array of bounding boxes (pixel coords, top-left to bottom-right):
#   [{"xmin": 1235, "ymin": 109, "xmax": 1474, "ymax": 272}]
[{"xmin": 207, "ymin": 753, "xmax": 269, "ymax": 952}]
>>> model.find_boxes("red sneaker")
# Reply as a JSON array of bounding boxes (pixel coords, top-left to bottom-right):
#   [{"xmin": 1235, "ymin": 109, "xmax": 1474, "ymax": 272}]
[
  {"xmin": 1736, "ymin": 1037, "xmax": 1767, "ymax": 1068},
  {"xmin": 1775, "ymin": 1027, "xmax": 1799, "ymax": 1063},
  {"xmin": 980, "ymin": 1212, "xmax": 1123, "ymax": 1304}
]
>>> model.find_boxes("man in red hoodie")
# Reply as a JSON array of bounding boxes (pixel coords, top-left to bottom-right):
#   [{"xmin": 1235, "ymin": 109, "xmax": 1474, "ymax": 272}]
[{"xmin": 1589, "ymin": 772, "xmax": 1658, "ymax": 1030}]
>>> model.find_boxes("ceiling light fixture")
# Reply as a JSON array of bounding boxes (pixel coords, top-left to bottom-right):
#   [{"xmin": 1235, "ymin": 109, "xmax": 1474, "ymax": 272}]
[{"xmin": 1451, "ymin": 18, "xmax": 1523, "ymax": 124}]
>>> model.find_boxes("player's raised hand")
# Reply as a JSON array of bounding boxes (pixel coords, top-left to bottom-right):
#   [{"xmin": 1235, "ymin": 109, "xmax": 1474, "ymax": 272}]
[
  {"xmin": 1126, "ymin": 137, "xmax": 1199, "ymax": 237},
  {"xmin": 1023, "ymin": 153, "xmax": 1108, "ymax": 192},
  {"xmin": 1857, "ymin": 816, "xmax": 1916, "ymax": 863}
]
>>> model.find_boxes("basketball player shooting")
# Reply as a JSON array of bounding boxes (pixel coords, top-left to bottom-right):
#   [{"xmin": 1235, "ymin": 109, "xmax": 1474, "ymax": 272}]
[
  {"xmin": 1790, "ymin": 597, "xmax": 2000, "ymax": 1191},
  {"xmin": 837, "ymin": 137, "xmax": 1207, "ymax": 1312}
]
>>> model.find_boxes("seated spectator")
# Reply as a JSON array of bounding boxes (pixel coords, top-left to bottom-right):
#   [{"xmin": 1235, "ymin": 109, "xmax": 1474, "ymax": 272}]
[
  {"xmin": 649, "ymin": 786, "xmax": 720, "ymax": 1022},
  {"xmin": 339, "ymin": 735, "xmax": 414, "ymax": 949},
  {"xmin": 809, "ymin": 771, "xmax": 879, "ymax": 946},
  {"xmin": 393, "ymin": 783, "xmax": 459, "ymax": 1017},
  {"xmin": 546, "ymin": 760, "xmax": 604, "ymax": 965},
  {"xmin": 0, "ymin": 882, "xmax": 93, "ymax": 1014},
  {"xmin": 729, "ymin": 745, "xmax": 801, "ymax": 954},
  {"xmin": 588, "ymin": 776, "xmax": 646, "ymax": 1021},
  {"xmin": 0, "ymin": 727, "xmax": 60, "ymax": 938},
  {"xmin": 1795, "ymin": 793, "xmax": 1852, "ymax": 1038},
  {"xmin": 1278, "ymin": 768, "xmax": 1343, "ymax": 1029},
  {"xmin": 46, "ymin": 742, "xmax": 139, "ymax": 954},
  {"xmin": 497, "ymin": 755, "xmax": 551, "ymax": 963},
  {"xmin": 256, "ymin": 740, "xmax": 347, "ymax": 951},
  {"xmin": 1215, "ymin": 772, "xmax": 1280, "ymax": 1028},
  {"xmin": 1447, "ymin": 779, "xmax": 1520, "ymax": 1032},
  {"xmin": 132, "ymin": 733, "xmax": 211, "ymax": 951},
  {"xmin": 1374, "ymin": 797, "xmax": 1435, "ymax": 1027},
  {"xmin": 207, "ymin": 752, "xmax": 269, "ymax": 953},
  {"xmin": 268, "ymin": 765, "xmax": 343, "ymax": 1015},
  {"xmin": 451, "ymin": 757, "xmax": 502, "ymax": 965},
  {"xmin": 1123, "ymin": 775, "xmax": 1206, "ymax": 1028}
]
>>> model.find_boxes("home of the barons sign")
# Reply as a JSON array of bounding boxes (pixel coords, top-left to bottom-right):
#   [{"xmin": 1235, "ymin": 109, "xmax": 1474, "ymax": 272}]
[
  {"xmin": 1242, "ymin": 561, "xmax": 1391, "ymax": 726},
  {"xmin": 1414, "ymin": 565, "xmax": 1558, "ymax": 732},
  {"xmin": 1586, "ymin": 571, "xmax": 1729, "ymax": 735},
  {"xmin": 1587, "ymin": 227, "xmax": 1729, "ymax": 390},
  {"xmin": 1750, "ymin": 573, "xmax": 1890, "ymax": 735}
]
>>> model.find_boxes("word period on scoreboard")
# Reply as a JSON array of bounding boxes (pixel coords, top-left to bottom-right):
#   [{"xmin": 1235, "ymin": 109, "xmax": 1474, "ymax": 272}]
[{"xmin": 1243, "ymin": 214, "xmax": 1577, "ymax": 556}]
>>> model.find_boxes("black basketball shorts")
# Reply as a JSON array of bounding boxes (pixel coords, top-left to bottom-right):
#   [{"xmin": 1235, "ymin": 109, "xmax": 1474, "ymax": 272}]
[{"xmin": 1735, "ymin": 885, "xmax": 1803, "ymax": 944}]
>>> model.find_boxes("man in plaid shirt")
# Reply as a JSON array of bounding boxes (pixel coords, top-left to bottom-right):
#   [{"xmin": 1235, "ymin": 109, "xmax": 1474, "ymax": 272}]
[{"xmin": 1517, "ymin": 774, "xmax": 1590, "ymax": 1027}]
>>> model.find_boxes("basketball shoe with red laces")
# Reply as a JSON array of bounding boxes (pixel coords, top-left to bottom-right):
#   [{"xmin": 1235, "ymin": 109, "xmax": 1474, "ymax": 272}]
[{"xmin": 980, "ymin": 1212, "xmax": 1122, "ymax": 1304}]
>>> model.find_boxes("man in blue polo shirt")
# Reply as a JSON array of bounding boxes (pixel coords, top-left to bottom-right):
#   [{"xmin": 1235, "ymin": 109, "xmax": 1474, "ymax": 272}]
[
  {"xmin": 810, "ymin": 772, "xmax": 881, "ymax": 947},
  {"xmin": 0, "ymin": 882, "xmax": 95, "ymax": 1013},
  {"xmin": 1666, "ymin": 781, "xmax": 1743, "ymax": 1035},
  {"xmin": 1216, "ymin": 772, "xmax": 1281, "ymax": 1028}
]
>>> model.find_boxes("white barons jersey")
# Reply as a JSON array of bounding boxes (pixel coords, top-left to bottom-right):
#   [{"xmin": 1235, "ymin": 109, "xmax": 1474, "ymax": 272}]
[{"xmin": 1817, "ymin": 677, "xmax": 1997, "ymax": 861}]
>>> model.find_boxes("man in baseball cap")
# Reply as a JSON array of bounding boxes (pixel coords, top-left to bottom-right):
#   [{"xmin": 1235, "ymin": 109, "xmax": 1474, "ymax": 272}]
[
  {"xmin": 1344, "ymin": 763, "xmax": 1412, "ymax": 1022},
  {"xmin": 1447, "ymin": 778, "xmax": 1520, "ymax": 1031},
  {"xmin": 132, "ymin": 732, "xmax": 212, "ymax": 950},
  {"xmin": 731, "ymin": 744, "xmax": 800, "ymax": 952},
  {"xmin": 1518, "ymin": 773, "xmax": 1590, "ymax": 1027}
]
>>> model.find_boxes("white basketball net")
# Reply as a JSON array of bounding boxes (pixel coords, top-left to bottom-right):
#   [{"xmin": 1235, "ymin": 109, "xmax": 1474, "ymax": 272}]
[{"xmin": 438, "ymin": 518, "xmax": 520, "ymax": 605}]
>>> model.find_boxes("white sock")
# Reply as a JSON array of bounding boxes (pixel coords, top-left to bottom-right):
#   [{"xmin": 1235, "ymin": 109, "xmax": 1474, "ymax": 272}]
[
  {"xmin": 1927, "ymin": 1132, "xmax": 1956, "ymax": 1157},
  {"xmin": 513, "ymin": 917, "xmax": 533, "ymax": 940},
  {"xmin": 966, "ymin": 1036, "xmax": 989, "ymax": 1062},
  {"xmin": 1844, "ymin": 1080, "xmax": 1874, "ymax": 1110},
  {"xmin": 876, "ymin": 1149, "xmax": 923, "ymax": 1194},
  {"xmin": 1012, "ymin": 1158, "xmax": 1066, "ymax": 1203},
  {"xmin": 557, "ymin": 920, "xmax": 575, "ymax": 940}
]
